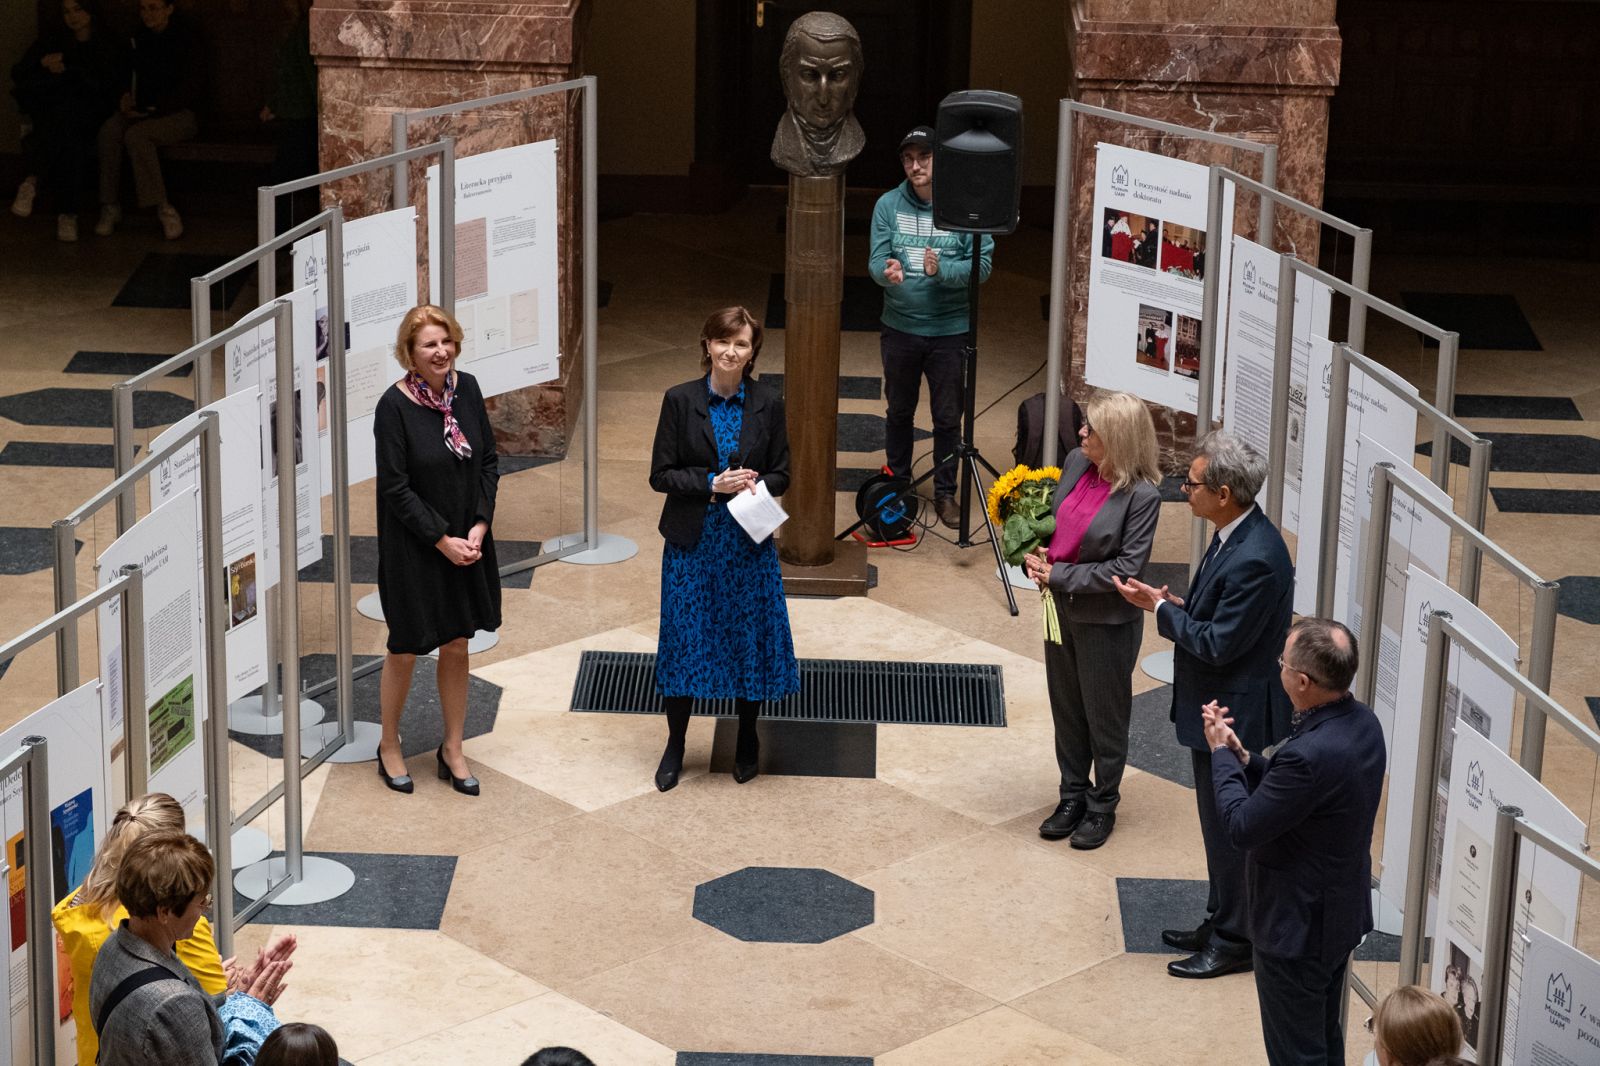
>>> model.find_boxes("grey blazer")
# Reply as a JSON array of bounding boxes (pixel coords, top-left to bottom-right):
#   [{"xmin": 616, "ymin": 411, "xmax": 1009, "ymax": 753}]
[
  {"xmin": 89, "ymin": 922, "xmax": 225, "ymax": 1066},
  {"xmin": 1044, "ymin": 447, "xmax": 1162, "ymax": 625}
]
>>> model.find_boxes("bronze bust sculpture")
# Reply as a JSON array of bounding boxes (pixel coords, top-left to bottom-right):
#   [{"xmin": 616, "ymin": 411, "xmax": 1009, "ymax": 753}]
[{"xmin": 771, "ymin": 12, "xmax": 864, "ymax": 177}]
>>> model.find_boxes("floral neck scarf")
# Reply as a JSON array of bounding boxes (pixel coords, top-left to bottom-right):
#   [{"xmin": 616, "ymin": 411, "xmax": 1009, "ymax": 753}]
[{"xmin": 402, "ymin": 370, "xmax": 472, "ymax": 460}]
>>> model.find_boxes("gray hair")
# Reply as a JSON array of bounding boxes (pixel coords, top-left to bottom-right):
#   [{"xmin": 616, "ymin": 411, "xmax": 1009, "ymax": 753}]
[
  {"xmin": 1288, "ymin": 617, "xmax": 1358, "ymax": 692},
  {"xmin": 1195, "ymin": 430, "xmax": 1268, "ymax": 507}
]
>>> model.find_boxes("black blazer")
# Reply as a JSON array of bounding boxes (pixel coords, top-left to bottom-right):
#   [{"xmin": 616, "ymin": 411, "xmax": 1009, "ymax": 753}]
[
  {"xmin": 1043, "ymin": 447, "xmax": 1161, "ymax": 625},
  {"xmin": 1157, "ymin": 507, "xmax": 1294, "ymax": 753},
  {"xmin": 1211, "ymin": 693, "xmax": 1386, "ymax": 964},
  {"xmin": 649, "ymin": 375, "xmax": 790, "ymax": 549}
]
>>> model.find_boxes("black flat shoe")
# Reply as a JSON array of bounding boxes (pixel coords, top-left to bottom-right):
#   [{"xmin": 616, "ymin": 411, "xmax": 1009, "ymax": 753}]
[
  {"xmin": 377, "ymin": 751, "xmax": 413, "ymax": 794},
  {"xmin": 436, "ymin": 745, "xmax": 480, "ymax": 796},
  {"xmin": 1161, "ymin": 922, "xmax": 1212, "ymax": 953},
  {"xmin": 1167, "ymin": 941, "xmax": 1253, "ymax": 980},
  {"xmin": 1039, "ymin": 798, "xmax": 1087, "ymax": 840},
  {"xmin": 655, "ymin": 743, "xmax": 684, "ymax": 793},
  {"xmin": 1069, "ymin": 811, "xmax": 1115, "ymax": 850}
]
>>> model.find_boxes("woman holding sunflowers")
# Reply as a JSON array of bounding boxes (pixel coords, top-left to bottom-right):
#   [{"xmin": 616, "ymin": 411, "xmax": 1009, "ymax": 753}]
[{"xmin": 1020, "ymin": 390, "xmax": 1162, "ymax": 850}]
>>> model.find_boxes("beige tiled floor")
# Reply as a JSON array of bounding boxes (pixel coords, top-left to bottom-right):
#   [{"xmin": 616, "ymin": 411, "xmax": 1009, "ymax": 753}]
[{"xmin": 1, "ymin": 189, "xmax": 1597, "ymax": 1063}]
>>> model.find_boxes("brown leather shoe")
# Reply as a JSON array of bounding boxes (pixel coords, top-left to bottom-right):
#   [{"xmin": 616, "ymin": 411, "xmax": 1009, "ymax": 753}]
[{"xmin": 934, "ymin": 495, "xmax": 960, "ymax": 529}]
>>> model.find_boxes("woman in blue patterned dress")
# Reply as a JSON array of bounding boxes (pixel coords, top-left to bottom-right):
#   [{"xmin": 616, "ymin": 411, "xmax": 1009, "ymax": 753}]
[{"xmin": 648, "ymin": 306, "xmax": 800, "ymax": 791}]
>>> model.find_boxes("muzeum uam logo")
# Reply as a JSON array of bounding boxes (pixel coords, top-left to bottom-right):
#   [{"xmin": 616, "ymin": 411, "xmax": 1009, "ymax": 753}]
[
  {"xmin": 1111, "ymin": 164, "xmax": 1129, "ymax": 192},
  {"xmin": 1242, "ymin": 260, "xmax": 1258, "ymax": 295}
]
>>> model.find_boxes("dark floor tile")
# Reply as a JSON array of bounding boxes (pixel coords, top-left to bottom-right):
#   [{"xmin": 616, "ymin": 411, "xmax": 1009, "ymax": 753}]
[
  {"xmin": 500, "ymin": 454, "xmax": 561, "ymax": 475},
  {"xmin": 764, "ymin": 274, "xmax": 882, "ymax": 332},
  {"xmin": 836, "ymin": 467, "xmax": 880, "ymax": 493},
  {"xmin": 760, "ymin": 373, "xmax": 882, "ymax": 401},
  {"xmin": 1399, "ymin": 292, "xmax": 1541, "ymax": 351},
  {"xmin": 1490, "ymin": 489, "xmax": 1600, "ymax": 515},
  {"xmin": 680, "ymin": 1057, "xmax": 871, "ymax": 1066},
  {"xmin": 1586, "ymin": 697, "xmax": 1599, "ymax": 730},
  {"xmin": 234, "ymin": 851, "xmax": 456, "ymax": 929},
  {"xmin": 693, "ymin": 866, "xmax": 873, "ymax": 944},
  {"xmin": 1554, "ymin": 576, "xmax": 1600, "ymax": 625},
  {"xmin": 0, "ymin": 442, "xmax": 115, "ymax": 468},
  {"xmin": 1453, "ymin": 394, "xmax": 1580, "ymax": 421},
  {"xmin": 1417, "ymin": 433, "xmax": 1600, "ymax": 474},
  {"xmin": 229, "ymin": 654, "xmax": 502, "ymax": 759},
  {"xmin": 296, "ymin": 535, "xmax": 540, "ymax": 588},
  {"xmin": 1358, "ymin": 930, "xmax": 1401, "ymax": 963},
  {"xmin": 0, "ymin": 527, "xmax": 83, "ymax": 575},
  {"xmin": 836, "ymin": 412, "xmax": 929, "ymax": 452},
  {"xmin": 113, "ymin": 252, "xmax": 249, "ymax": 310},
  {"xmin": 64, "ymin": 350, "xmax": 190, "ymax": 377},
  {"xmin": 0, "ymin": 387, "xmax": 192, "ymax": 429},
  {"xmin": 1115, "ymin": 877, "xmax": 1208, "ymax": 954},
  {"xmin": 1127, "ymin": 684, "xmax": 1190, "ymax": 788},
  {"xmin": 1142, "ymin": 561, "xmax": 1191, "ymax": 593},
  {"xmin": 708, "ymin": 719, "xmax": 876, "ymax": 779}
]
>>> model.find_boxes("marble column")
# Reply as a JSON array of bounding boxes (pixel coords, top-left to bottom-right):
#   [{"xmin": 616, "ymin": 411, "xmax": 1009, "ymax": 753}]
[
  {"xmin": 1062, "ymin": 0, "xmax": 1341, "ymax": 464},
  {"xmin": 310, "ymin": 0, "xmax": 589, "ymax": 457}
]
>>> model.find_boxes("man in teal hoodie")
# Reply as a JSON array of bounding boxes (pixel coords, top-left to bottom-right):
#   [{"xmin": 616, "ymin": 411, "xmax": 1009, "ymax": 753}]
[{"xmin": 868, "ymin": 125, "xmax": 994, "ymax": 528}]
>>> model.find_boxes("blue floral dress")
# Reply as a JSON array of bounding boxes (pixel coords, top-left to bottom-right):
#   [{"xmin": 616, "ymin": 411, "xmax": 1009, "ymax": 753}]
[{"xmin": 656, "ymin": 381, "xmax": 801, "ymax": 701}]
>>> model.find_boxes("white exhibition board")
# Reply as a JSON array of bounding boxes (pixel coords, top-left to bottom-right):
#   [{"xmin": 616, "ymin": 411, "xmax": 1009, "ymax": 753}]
[
  {"xmin": 224, "ymin": 287, "xmax": 323, "ymax": 583},
  {"xmin": 292, "ymin": 207, "xmax": 420, "ymax": 490},
  {"xmin": 94, "ymin": 491, "xmax": 209, "ymax": 835},
  {"xmin": 1221, "ymin": 235, "xmax": 1332, "ymax": 534},
  {"xmin": 1430, "ymin": 728, "xmax": 1582, "ymax": 1063},
  {"xmin": 1379, "ymin": 567, "xmax": 1517, "ymax": 919},
  {"xmin": 1085, "ymin": 142, "xmax": 1232, "ymax": 419},
  {"xmin": 0, "ymin": 681, "xmax": 108, "ymax": 1066},
  {"xmin": 147, "ymin": 388, "xmax": 269, "ymax": 706},
  {"xmin": 1295, "ymin": 336, "xmax": 1420, "ymax": 618},
  {"xmin": 1514, "ymin": 926, "xmax": 1600, "ymax": 1066},
  {"xmin": 427, "ymin": 140, "xmax": 561, "ymax": 398}
]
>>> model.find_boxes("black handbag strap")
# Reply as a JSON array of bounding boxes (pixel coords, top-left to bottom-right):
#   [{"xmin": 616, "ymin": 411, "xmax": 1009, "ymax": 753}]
[{"xmin": 94, "ymin": 965, "xmax": 181, "ymax": 1051}]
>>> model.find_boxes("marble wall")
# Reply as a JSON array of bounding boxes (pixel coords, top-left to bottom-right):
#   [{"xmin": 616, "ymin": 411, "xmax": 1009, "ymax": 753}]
[
  {"xmin": 310, "ymin": 0, "xmax": 589, "ymax": 456},
  {"xmin": 1062, "ymin": 0, "xmax": 1341, "ymax": 466}
]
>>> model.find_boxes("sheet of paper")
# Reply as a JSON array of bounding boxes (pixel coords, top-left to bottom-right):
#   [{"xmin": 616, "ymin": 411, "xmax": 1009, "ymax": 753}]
[{"xmin": 727, "ymin": 481, "xmax": 788, "ymax": 544}]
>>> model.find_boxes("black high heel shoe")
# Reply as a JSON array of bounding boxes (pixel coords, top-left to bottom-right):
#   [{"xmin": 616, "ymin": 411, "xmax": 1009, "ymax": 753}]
[
  {"xmin": 377, "ymin": 746, "xmax": 413, "ymax": 794},
  {"xmin": 655, "ymin": 742, "xmax": 685, "ymax": 793},
  {"xmin": 436, "ymin": 745, "xmax": 480, "ymax": 796},
  {"xmin": 733, "ymin": 734, "xmax": 760, "ymax": 785}
]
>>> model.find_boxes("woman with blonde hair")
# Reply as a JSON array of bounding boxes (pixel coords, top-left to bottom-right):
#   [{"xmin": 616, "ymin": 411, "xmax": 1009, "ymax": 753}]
[
  {"xmin": 1374, "ymin": 985, "xmax": 1464, "ymax": 1066},
  {"xmin": 1023, "ymin": 389, "xmax": 1162, "ymax": 850},
  {"xmin": 374, "ymin": 303, "xmax": 500, "ymax": 796},
  {"xmin": 51, "ymin": 793, "xmax": 294, "ymax": 1066}
]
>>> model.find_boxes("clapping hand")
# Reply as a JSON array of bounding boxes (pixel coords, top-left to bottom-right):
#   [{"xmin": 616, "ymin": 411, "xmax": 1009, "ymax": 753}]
[
  {"xmin": 1113, "ymin": 576, "xmax": 1183, "ymax": 611},
  {"xmin": 923, "ymin": 247, "xmax": 940, "ymax": 276},
  {"xmin": 224, "ymin": 932, "xmax": 297, "ymax": 996},
  {"xmin": 883, "ymin": 259, "xmax": 904, "ymax": 285},
  {"xmin": 712, "ymin": 465, "xmax": 757, "ymax": 495},
  {"xmin": 1202, "ymin": 700, "xmax": 1245, "ymax": 761}
]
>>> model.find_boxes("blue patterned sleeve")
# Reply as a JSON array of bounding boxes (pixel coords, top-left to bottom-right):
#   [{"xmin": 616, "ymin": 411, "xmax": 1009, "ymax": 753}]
[{"xmin": 218, "ymin": 992, "xmax": 281, "ymax": 1065}]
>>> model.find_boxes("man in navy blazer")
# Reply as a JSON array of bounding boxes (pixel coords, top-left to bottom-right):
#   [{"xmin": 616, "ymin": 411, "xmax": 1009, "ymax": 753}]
[
  {"xmin": 1203, "ymin": 618, "xmax": 1386, "ymax": 1066},
  {"xmin": 1115, "ymin": 431, "xmax": 1293, "ymax": 979}
]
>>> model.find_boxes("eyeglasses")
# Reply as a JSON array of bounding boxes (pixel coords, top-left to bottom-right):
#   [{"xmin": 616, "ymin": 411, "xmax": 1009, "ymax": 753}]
[
  {"xmin": 1179, "ymin": 479, "xmax": 1206, "ymax": 492},
  {"xmin": 1081, "ymin": 421, "xmax": 1095, "ymax": 437},
  {"xmin": 1278, "ymin": 656, "xmax": 1327, "ymax": 688},
  {"xmin": 201, "ymin": 893, "xmax": 214, "ymax": 909}
]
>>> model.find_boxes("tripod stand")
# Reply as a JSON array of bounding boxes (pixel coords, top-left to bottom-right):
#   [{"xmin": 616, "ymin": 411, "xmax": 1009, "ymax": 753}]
[{"xmin": 837, "ymin": 240, "xmax": 1018, "ymax": 616}]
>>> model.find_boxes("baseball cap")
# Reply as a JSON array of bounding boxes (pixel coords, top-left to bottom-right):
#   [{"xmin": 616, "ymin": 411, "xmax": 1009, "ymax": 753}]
[{"xmin": 899, "ymin": 125, "xmax": 934, "ymax": 152}]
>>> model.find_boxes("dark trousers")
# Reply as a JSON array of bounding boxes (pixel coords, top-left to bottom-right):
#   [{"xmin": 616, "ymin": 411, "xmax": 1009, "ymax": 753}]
[
  {"xmin": 1192, "ymin": 746, "xmax": 1251, "ymax": 943},
  {"xmin": 1253, "ymin": 950, "xmax": 1349, "ymax": 1066},
  {"xmin": 1043, "ymin": 611, "xmax": 1142, "ymax": 812},
  {"xmin": 21, "ymin": 105, "xmax": 100, "ymax": 215},
  {"xmin": 880, "ymin": 325, "xmax": 965, "ymax": 499}
]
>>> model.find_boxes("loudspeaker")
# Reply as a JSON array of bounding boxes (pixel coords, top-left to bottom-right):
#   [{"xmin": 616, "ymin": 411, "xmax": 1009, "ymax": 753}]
[{"xmin": 932, "ymin": 90, "xmax": 1023, "ymax": 235}]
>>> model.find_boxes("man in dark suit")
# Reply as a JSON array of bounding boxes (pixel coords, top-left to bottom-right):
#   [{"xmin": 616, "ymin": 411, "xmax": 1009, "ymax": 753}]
[
  {"xmin": 1114, "ymin": 430, "xmax": 1293, "ymax": 979},
  {"xmin": 1203, "ymin": 618, "xmax": 1386, "ymax": 1066}
]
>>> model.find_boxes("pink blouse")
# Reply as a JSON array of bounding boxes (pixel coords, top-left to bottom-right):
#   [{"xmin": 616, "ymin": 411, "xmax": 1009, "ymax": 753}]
[{"xmin": 1046, "ymin": 466, "xmax": 1113, "ymax": 564}]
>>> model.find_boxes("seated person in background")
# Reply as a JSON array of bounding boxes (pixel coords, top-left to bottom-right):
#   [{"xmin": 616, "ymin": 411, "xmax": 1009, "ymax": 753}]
[
  {"xmin": 1373, "ymin": 985, "xmax": 1464, "ymax": 1066},
  {"xmin": 88, "ymin": 831, "xmax": 288, "ymax": 1066},
  {"xmin": 258, "ymin": 1022, "xmax": 340, "ymax": 1066},
  {"xmin": 9, "ymin": 0, "xmax": 125, "ymax": 241},
  {"xmin": 95, "ymin": 0, "xmax": 201, "ymax": 240},
  {"xmin": 53, "ymin": 793, "xmax": 296, "ymax": 1066}
]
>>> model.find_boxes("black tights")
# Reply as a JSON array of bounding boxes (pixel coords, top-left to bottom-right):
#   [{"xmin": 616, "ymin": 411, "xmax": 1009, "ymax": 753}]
[{"xmin": 661, "ymin": 696, "xmax": 760, "ymax": 762}]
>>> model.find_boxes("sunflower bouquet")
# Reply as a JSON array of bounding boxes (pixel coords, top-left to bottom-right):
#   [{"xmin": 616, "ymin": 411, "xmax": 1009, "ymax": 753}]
[{"xmin": 986, "ymin": 464, "xmax": 1064, "ymax": 643}]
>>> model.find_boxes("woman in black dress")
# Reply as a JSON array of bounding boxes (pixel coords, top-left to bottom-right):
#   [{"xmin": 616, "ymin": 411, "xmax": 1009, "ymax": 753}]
[
  {"xmin": 373, "ymin": 304, "xmax": 500, "ymax": 797},
  {"xmin": 648, "ymin": 306, "xmax": 800, "ymax": 792}
]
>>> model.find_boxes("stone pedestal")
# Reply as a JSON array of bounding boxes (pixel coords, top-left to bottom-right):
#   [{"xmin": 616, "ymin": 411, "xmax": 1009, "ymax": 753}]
[
  {"xmin": 1062, "ymin": 0, "xmax": 1341, "ymax": 466},
  {"xmin": 310, "ymin": 0, "xmax": 589, "ymax": 457}
]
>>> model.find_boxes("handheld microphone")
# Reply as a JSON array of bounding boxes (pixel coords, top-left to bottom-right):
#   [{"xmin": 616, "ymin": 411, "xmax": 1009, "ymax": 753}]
[{"xmin": 727, "ymin": 452, "xmax": 742, "ymax": 470}]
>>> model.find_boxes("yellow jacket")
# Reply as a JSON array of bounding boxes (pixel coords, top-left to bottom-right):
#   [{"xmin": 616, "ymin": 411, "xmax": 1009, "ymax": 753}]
[{"xmin": 52, "ymin": 889, "xmax": 228, "ymax": 1066}]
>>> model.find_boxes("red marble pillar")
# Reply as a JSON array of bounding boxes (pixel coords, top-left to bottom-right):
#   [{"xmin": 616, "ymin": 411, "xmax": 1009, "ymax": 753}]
[
  {"xmin": 1062, "ymin": 0, "xmax": 1342, "ymax": 464},
  {"xmin": 310, "ymin": 0, "xmax": 589, "ymax": 457}
]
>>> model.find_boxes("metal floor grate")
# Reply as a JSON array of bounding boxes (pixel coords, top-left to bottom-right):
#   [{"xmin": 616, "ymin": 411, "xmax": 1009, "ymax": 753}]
[{"xmin": 570, "ymin": 651, "xmax": 1006, "ymax": 727}]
